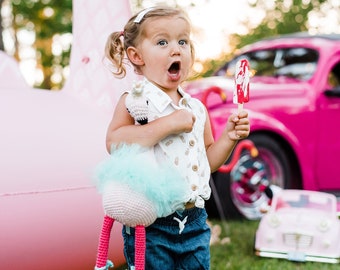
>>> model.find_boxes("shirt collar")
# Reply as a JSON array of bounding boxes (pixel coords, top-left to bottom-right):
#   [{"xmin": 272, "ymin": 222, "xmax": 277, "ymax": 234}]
[{"xmin": 143, "ymin": 79, "xmax": 192, "ymax": 112}]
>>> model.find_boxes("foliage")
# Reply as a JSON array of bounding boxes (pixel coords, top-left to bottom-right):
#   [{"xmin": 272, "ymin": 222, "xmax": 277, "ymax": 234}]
[
  {"xmin": 2, "ymin": 0, "xmax": 339, "ymax": 88},
  {"xmin": 229, "ymin": 0, "xmax": 328, "ymax": 51},
  {"xmin": 10, "ymin": 0, "xmax": 72, "ymax": 89},
  {"xmin": 0, "ymin": 0, "xmax": 4, "ymax": 50},
  {"xmin": 199, "ymin": 0, "xmax": 335, "ymax": 78}
]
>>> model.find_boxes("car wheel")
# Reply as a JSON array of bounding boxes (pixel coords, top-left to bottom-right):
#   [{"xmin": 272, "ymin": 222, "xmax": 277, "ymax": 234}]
[{"xmin": 207, "ymin": 134, "xmax": 300, "ymax": 220}]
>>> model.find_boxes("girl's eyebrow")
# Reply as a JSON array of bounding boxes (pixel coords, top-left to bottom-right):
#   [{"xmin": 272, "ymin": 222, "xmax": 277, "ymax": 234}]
[
  {"xmin": 146, "ymin": 27, "xmax": 190, "ymax": 40},
  {"xmin": 149, "ymin": 30, "xmax": 171, "ymax": 38}
]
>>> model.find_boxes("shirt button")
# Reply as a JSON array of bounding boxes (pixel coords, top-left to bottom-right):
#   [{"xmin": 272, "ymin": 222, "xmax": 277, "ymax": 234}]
[
  {"xmin": 192, "ymin": 165, "xmax": 198, "ymax": 171},
  {"xmin": 181, "ymin": 99, "xmax": 188, "ymax": 106},
  {"xmin": 189, "ymin": 140, "xmax": 195, "ymax": 147}
]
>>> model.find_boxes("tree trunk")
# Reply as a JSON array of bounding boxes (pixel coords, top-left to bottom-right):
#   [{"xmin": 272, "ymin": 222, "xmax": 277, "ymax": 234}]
[{"xmin": 0, "ymin": 0, "xmax": 4, "ymax": 51}]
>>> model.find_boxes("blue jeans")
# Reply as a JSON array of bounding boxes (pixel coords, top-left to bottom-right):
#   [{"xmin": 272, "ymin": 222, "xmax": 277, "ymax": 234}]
[{"xmin": 122, "ymin": 207, "xmax": 211, "ymax": 270}]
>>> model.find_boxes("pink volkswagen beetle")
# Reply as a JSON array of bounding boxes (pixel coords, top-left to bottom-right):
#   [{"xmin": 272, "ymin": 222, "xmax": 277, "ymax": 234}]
[{"xmin": 184, "ymin": 33, "xmax": 340, "ymax": 220}]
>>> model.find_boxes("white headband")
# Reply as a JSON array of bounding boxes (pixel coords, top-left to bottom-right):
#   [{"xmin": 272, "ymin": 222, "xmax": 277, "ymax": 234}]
[{"xmin": 133, "ymin": 7, "xmax": 155, "ymax": 23}]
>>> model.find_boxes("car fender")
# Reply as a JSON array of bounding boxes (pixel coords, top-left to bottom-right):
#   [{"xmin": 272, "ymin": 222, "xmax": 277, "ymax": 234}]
[{"xmin": 247, "ymin": 110, "xmax": 317, "ymax": 190}]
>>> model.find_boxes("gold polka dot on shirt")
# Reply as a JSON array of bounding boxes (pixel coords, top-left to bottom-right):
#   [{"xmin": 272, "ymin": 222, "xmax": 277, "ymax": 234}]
[
  {"xmin": 192, "ymin": 165, "xmax": 198, "ymax": 171},
  {"xmin": 174, "ymin": 157, "xmax": 179, "ymax": 166}
]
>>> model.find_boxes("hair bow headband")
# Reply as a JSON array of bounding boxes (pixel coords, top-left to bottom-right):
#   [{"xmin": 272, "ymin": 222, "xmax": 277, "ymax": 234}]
[{"xmin": 133, "ymin": 7, "xmax": 154, "ymax": 23}]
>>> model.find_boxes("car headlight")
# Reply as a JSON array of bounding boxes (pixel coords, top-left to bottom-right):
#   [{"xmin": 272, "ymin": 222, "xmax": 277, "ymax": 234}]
[
  {"xmin": 318, "ymin": 219, "xmax": 331, "ymax": 232},
  {"xmin": 267, "ymin": 214, "xmax": 280, "ymax": 228}
]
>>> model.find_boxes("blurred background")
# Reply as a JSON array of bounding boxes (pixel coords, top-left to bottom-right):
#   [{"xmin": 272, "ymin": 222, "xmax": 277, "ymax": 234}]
[
  {"xmin": 0, "ymin": 0, "xmax": 339, "ymax": 90},
  {"xmin": 1, "ymin": 2, "xmax": 340, "ymax": 269}
]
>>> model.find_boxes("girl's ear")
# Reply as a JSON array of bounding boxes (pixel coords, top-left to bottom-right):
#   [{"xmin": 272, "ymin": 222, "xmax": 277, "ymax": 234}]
[{"xmin": 126, "ymin": 47, "xmax": 144, "ymax": 66}]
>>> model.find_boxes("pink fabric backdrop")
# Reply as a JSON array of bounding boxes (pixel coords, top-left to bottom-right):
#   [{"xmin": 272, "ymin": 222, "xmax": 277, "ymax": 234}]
[{"xmin": 0, "ymin": 0, "xmax": 137, "ymax": 269}]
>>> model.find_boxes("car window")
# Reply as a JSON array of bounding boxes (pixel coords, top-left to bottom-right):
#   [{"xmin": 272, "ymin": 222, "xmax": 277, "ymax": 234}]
[
  {"xmin": 328, "ymin": 62, "xmax": 340, "ymax": 88},
  {"xmin": 224, "ymin": 47, "xmax": 319, "ymax": 81},
  {"xmin": 275, "ymin": 193, "xmax": 333, "ymax": 212}
]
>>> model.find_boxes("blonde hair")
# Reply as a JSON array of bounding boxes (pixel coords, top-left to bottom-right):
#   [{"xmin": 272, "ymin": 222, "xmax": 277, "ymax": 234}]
[{"xmin": 104, "ymin": 6, "xmax": 195, "ymax": 78}]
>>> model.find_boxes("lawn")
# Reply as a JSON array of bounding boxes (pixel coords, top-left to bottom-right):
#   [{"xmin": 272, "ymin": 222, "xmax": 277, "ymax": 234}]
[
  {"xmin": 116, "ymin": 219, "xmax": 339, "ymax": 270},
  {"xmin": 209, "ymin": 219, "xmax": 339, "ymax": 270}
]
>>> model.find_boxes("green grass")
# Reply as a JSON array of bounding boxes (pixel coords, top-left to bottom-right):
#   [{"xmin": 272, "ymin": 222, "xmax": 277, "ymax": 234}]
[
  {"xmin": 212, "ymin": 219, "xmax": 339, "ymax": 270},
  {"xmin": 116, "ymin": 219, "xmax": 340, "ymax": 270}
]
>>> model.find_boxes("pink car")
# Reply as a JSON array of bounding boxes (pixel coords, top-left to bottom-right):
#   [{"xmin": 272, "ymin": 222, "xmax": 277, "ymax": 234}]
[
  {"xmin": 184, "ymin": 33, "xmax": 340, "ymax": 220},
  {"xmin": 255, "ymin": 189, "xmax": 340, "ymax": 264}
]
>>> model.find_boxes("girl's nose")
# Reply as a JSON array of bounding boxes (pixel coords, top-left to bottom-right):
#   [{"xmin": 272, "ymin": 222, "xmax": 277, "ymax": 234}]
[{"xmin": 171, "ymin": 43, "xmax": 181, "ymax": 56}]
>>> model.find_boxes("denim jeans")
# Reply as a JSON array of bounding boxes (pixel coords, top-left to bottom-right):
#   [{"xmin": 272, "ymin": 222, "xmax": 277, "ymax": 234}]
[{"xmin": 122, "ymin": 207, "xmax": 211, "ymax": 270}]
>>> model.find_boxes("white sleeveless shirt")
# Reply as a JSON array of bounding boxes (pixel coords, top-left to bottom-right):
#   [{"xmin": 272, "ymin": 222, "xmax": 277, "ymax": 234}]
[{"xmin": 127, "ymin": 79, "xmax": 211, "ymax": 208}]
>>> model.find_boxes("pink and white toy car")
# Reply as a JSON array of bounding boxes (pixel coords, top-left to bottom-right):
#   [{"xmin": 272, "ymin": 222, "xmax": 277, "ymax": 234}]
[{"xmin": 254, "ymin": 189, "xmax": 340, "ymax": 264}]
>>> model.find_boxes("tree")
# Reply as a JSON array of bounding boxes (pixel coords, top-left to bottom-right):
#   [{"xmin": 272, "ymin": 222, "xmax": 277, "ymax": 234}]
[
  {"xmin": 197, "ymin": 0, "xmax": 340, "ymax": 78},
  {"xmin": 0, "ymin": 0, "xmax": 4, "ymax": 50},
  {"xmin": 229, "ymin": 0, "xmax": 329, "ymax": 50},
  {"xmin": 10, "ymin": 0, "xmax": 72, "ymax": 89}
]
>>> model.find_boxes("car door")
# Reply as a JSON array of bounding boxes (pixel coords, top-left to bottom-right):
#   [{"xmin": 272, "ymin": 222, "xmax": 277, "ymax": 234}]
[{"xmin": 315, "ymin": 55, "xmax": 340, "ymax": 191}]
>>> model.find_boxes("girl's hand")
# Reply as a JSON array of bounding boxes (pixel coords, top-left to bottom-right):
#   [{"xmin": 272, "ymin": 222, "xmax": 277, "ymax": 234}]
[
  {"xmin": 167, "ymin": 109, "xmax": 196, "ymax": 134},
  {"xmin": 226, "ymin": 110, "xmax": 250, "ymax": 140}
]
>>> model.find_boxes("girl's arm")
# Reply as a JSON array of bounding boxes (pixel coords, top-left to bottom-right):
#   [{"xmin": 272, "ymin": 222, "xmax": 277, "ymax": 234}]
[
  {"xmin": 205, "ymin": 108, "xmax": 250, "ymax": 172},
  {"xmin": 106, "ymin": 94, "xmax": 195, "ymax": 153}
]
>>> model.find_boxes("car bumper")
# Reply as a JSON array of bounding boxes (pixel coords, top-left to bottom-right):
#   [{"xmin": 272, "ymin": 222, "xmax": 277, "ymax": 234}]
[{"xmin": 255, "ymin": 249, "xmax": 340, "ymax": 264}]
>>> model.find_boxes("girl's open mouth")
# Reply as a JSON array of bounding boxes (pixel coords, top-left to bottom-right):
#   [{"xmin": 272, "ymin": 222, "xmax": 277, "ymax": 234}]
[{"xmin": 168, "ymin": 61, "xmax": 181, "ymax": 80}]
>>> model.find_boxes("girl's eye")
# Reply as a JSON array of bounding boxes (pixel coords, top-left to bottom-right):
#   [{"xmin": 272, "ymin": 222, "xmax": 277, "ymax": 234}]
[
  {"xmin": 157, "ymin": 40, "xmax": 168, "ymax": 46},
  {"xmin": 179, "ymin": 40, "xmax": 188, "ymax": 46}
]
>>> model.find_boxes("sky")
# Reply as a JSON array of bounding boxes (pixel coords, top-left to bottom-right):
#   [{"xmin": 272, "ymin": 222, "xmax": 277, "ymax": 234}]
[{"xmin": 185, "ymin": 0, "xmax": 253, "ymax": 60}]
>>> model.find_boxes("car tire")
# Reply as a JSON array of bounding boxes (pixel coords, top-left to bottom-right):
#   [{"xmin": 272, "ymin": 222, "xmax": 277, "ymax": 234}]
[{"xmin": 206, "ymin": 134, "xmax": 301, "ymax": 220}]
